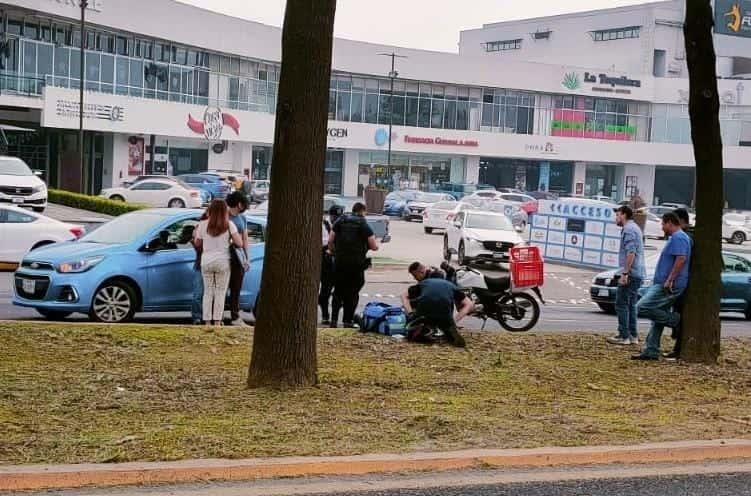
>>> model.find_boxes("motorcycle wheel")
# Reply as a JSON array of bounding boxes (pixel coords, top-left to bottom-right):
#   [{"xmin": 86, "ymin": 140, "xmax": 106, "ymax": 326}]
[{"xmin": 497, "ymin": 292, "xmax": 540, "ymax": 332}]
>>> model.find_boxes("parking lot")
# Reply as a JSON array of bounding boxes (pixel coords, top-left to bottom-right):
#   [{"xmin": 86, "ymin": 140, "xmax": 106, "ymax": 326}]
[{"xmin": 1, "ymin": 205, "xmax": 749, "ymax": 336}]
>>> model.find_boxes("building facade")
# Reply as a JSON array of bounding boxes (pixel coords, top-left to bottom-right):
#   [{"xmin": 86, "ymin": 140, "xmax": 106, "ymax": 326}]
[{"xmin": 0, "ymin": 0, "xmax": 750, "ymax": 208}]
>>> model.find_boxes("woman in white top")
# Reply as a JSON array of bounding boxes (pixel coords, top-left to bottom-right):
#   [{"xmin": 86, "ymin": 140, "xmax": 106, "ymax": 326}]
[{"xmin": 194, "ymin": 200, "xmax": 244, "ymax": 326}]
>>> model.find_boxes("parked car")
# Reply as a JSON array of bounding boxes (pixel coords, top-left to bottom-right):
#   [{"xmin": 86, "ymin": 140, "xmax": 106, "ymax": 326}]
[
  {"xmin": 496, "ymin": 187, "xmax": 524, "ymax": 194},
  {"xmin": 649, "ymin": 205, "xmax": 696, "ymax": 224},
  {"xmin": 177, "ymin": 174, "xmax": 231, "ymax": 200},
  {"xmin": 323, "ymin": 195, "xmax": 391, "ymax": 241},
  {"xmin": 249, "ymin": 180, "xmax": 270, "ymax": 203},
  {"xmin": 527, "ymin": 191, "xmax": 559, "ymax": 200},
  {"xmin": 100, "ymin": 178, "xmax": 205, "ymax": 208},
  {"xmin": 444, "ymin": 210, "xmax": 524, "ymax": 265},
  {"xmin": 590, "ymin": 251, "xmax": 751, "ymax": 320},
  {"xmin": 723, "ymin": 213, "xmax": 751, "ymax": 244},
  {"xmin": 121, "ymin": 175, "xmax": 180, "ymax": 188},
  {"xmin": 644, "ymin": 212, "xmax": 665, "ymax": 239},
  {"xmin": 588, "ymin": 195, "xmax": 617, "ymax": 204},
  {"xmin": 421, "ymin": 200, "xmax": 459, "ymax": 234},
  {"xmin": 498, "ymin": 192, "xmax": 538, "ymax": 215},
  {"xmin": 0, "ymin": 156, "xmax": 47, "ymax": 213},
  {"xmin": 433, "ymin": 182, "xmax": 478, "ymax": 200},
  {"xmin": 464, "ymin": 190, "xmax": 504, "ymax": 201},
  {"xmin": 0, "ymin": 205, "xmax": 84, "ymax": 265},
  {"xmin": 482, "ymin": 199, "xmax": 530, "ymax": 231},
  {"xmin": 402, "ymin": 192, "xmax": 456, "ymax": 221},
  {"xmin": 383, "ymin": 190, "xmax": 420, "ymax": 217},
  {"xmin": 12, "ymin": 209, "xmax": 266, "ymax": 322}
]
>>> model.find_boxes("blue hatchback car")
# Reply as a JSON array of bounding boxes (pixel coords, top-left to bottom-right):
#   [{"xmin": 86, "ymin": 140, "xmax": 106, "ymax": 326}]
[
  {"xmin": 178, "ymin": 174, "xmax": 232, "ymax": 200},
  {"xmin": 13, "ymin": 209, "xmax": 265, "ymax": 323}
]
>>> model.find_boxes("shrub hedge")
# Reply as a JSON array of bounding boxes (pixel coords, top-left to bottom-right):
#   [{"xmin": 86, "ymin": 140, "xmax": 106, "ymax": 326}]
[{"xmin": 48, "ymin": 189, "xmax": 144, "ymax": 217}]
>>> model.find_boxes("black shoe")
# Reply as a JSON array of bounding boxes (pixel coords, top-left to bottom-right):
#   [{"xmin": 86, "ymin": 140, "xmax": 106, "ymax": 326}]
[
  {"xmin": 445, "ymin": 327, "xmax": 467, "ymax": 348},
  {"xmin": 321, "ymin": 319, "xmax": 331, "ymax": 327},
  {"xmin": 663, "ymin": 351, "xmax": 680, "ymax": 359},
  {"xmin": 342, "ymin": 321, "xmax": 355, "ymax": 329},
  {"xmin": 631, "ymin": 354, "xmax": 659, "ymax": 361}
]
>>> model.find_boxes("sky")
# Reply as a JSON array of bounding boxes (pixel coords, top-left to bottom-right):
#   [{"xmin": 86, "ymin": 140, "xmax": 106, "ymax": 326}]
[{"xmin": 178, "ymin": 0, "xmax": 657, "ymax": 53}]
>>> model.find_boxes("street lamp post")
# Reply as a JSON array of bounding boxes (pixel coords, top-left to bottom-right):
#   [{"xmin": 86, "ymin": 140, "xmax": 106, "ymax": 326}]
[
  {"xmin": 378, "ymin": 52, "xmax": 406, "ymax": 191},
  {"xmin": 79, "ymin": 0, "xmax": 88, "ymax": 194}
]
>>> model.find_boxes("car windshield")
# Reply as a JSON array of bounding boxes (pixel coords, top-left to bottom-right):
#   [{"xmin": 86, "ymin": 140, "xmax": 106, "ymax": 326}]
[
  {"xmin": 466, "ymin": 214, "xmax": 513, "ymax": 230},
  {"xmin": 80, "ymin": 211, "xmax": 171, "ymax": 244},
  {"xmin": 414, "ymin": 193, "xmax": 443, "ymax": 203},
  {"xmin": 0, "ymin": 158, "xmax": 33, "ymax": 176}
]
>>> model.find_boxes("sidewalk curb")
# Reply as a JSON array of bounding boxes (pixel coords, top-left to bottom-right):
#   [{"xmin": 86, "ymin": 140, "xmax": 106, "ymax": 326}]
[{"xmin": 2, "ymin": 440, "xmax": 751, "ymax": 491}]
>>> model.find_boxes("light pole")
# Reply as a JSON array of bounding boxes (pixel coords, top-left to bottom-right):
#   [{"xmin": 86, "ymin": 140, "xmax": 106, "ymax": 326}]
[
  {"xmin": 79, "ymin": 0, "xmax": 88, "ymax": 194},
  {"xmin": 378, "ymin": 52, "xmax": 406, "ymax": 191}
]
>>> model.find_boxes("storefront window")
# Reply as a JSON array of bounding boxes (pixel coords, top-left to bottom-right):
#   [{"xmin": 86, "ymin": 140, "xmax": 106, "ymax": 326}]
[
  {"xmin": 358, "ymin": 152, "xmax": 462, "ymax": 192},
  {"xmin": 324, "ymin": 150, "xmax": 343, "ymax": 194},
  {"xmin": 252, "ymin": 146, "xmax": 272, "ymax": 181},
  {"xmin": 479, "ymin": 158, "xmax": 573, "ymax": 194}
]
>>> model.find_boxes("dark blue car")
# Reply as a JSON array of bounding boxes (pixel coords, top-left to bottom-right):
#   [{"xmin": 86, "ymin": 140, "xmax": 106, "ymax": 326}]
[{"xmin": 178, "ymin": 174, "xmax": 231, "ymax": 200}]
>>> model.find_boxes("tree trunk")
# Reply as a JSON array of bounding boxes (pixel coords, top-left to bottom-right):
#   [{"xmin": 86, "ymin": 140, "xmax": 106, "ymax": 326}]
[
  {"xmin": 679, "ymin": 0, "xmax": 724, "ymax": 364},
  {"xmin": 247, "ymin": 0, "xmax": 337, "ymax": 388}
]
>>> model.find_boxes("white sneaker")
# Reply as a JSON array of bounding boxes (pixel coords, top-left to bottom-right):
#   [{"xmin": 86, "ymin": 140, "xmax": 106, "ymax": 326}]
[
  {"xmin": 630, "ymin": 336, "xmax": 640, "ymax": 345},
  {"xmin": 606, "ymin": 336, "xmax": 631, "ymax": 345},
  {"xmin": 231, "ymin": 318, "xmax": 250, "ymax": 328}
]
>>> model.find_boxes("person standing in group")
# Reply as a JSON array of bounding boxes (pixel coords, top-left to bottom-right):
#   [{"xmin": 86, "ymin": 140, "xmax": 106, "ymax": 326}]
[
  {"xmin": 319, "ymin": 205, "xmax": 343, "ymax": 326},
  {"xmin": 190, "ymin": 210, "xmax": 209, "ymax": 325},
  {"xmin": 193, "ymin": 200, "xmax": 244, "ymax": 327},
  {"xmin": 328, "ymin": 202, "xmax": 378, "ymax": 328},
  {"xmin": 226, "ymin": 191, "xmax": 250, "ymax": 327},
  {"xmin": 666, "ymin": 207, "xmax": 694, "ymax": 359},
  {"xmin": 632, "ymin": 212, "xmax": 692, "ymax": 360},
  {"xmin": 608, "ymin": 206, "xmax": 646, "ymax": 346}
]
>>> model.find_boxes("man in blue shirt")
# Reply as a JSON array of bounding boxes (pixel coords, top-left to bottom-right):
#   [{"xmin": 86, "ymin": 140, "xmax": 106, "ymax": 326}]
[
  {"xmin": 226, "ymin": 191, "xmax": 250, "ymax": 327},
  {"xmin": 633, "ymin": 212, "xmax": 692, "ymax": 360},
  {"xmin": 608, "ymin": 206, "xmax": 647, "ymax": 346}
]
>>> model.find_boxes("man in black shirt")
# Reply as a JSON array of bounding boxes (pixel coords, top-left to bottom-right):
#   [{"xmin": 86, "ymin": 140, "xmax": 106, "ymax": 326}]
[
  {"xmin": 328, "ymin": 202, "xmax": 379, "ymax": 328},
  {"xmin": 401, "ymin": 277, "xmax": 473, "ymax": 348}
]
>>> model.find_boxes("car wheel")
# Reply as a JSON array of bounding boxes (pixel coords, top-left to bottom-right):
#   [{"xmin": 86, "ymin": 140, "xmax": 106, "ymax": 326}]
[
  {"xmin": 731, "ymin": 231, "xmax": 746, "ymax": 245},
  {"xmin": 458, "ymin": 242, "xmax": 468, "ymax": 266},
  {"xmin": 424, "ymin": 227, "xmax": 433, "ymax": 234},
  {"xmin": 32, "ymin": 207, "xmax": 45, "ymax": 213},
  {"xmin": 89, "ymin": 281, "xmax": 137, "ymax": 323},
  {"xmin": 36, "ymin": 309, "xmax": 72, "ymax": 320},
  {"xmin": 443, "ymin": 236, "xmax": 451, "ymax": 262},
  {"xmin": 109, "ymin": 195, "xmax": 125, "ymax": 202},
  {"xmin": 168, "ymin": 198, "xmax": 186, "ymax": 208},
  {"xmin": 597, "ymin": 303, "xmax": 616, "ymax": 314}
]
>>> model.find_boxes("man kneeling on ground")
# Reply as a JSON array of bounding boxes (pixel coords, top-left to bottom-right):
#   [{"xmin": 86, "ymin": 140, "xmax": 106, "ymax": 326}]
[
  {"xmin": 401, "ymin": 267, "xmax": 474, "ymax": 348},
  {"xmin": 407, "ymin": 261, "xmax": 446, "ymax": 281}
]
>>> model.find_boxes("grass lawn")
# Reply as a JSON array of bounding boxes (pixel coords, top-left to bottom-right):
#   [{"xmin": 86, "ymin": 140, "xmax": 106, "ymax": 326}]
[{"xmin": 1, "ymin": 322, "xmax": 751, "ymax": 465}]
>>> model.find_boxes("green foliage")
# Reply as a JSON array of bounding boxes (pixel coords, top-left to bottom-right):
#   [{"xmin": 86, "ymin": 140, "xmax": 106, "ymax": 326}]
[{"xmin": 48, "ymin": 189, "xmax": 144, "ymax": 216}]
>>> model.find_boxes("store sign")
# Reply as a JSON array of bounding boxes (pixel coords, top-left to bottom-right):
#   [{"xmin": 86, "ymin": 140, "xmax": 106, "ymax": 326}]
[
  {"xmin": 584, "ymin": 72, "xmax": 641, "ymax": 89},
  {"xmin": 52, "ymin": 0, "xmax": 103, "ymax": 12},
  {"xmin": 562, "ymin": 71, "xmax": 641, "ymax": 95},
  {"xmin": 328, "ymin": 127, "xmax": 348, "ymax": 139},
  {"xmin": 404, "ymin": 135, "xmax": 479, "ymax": 147},
  {"xmin": 55, "ymin": 99, "xmax": 124, "ymax": 122},
  {"xmin": 187, "ymin": 107, "xmax": 240, "ymax": 140},
  {"xmin": 530, "ymin": 200, "xmax": 619, "ymax": 270},
  {"xmin": 524, "ymin": 142, "xmax": 557, "ymax": 155},
  {"xmin": 374, "ymin": 128, "xmax": 397, "ymax": 146},
  {"xmin": 715, "ymin": 0, "xmax": 751, "ymax": 37}
]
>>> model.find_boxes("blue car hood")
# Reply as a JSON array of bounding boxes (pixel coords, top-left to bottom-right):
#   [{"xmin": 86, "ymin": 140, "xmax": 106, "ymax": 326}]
[{"xmin": 22, "ymin": 242, "xmax": 123, "ymax": 264}]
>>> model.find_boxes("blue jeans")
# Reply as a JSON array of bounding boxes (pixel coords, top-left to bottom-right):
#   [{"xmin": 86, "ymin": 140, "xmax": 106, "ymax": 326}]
[
  {"xmin": 637, "ymin": 284, "xmax": 683, "ymax": 358},
  {"xmin": 615, "ymin": 276, "xmax": 642, "ymax": 339},
  {"xmin": 191, "ymin": 269, "xmax": 204, "ymax": 322}
]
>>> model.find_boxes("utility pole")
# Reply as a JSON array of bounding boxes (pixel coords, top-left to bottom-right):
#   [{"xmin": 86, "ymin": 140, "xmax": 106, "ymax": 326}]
[
  {"xmin": 79, "ymin": 0, "xmax": 88, "ymax": 194},
  {"xmin": 378, "ymin": 52, "xmax": 406, "ymax": 191}
]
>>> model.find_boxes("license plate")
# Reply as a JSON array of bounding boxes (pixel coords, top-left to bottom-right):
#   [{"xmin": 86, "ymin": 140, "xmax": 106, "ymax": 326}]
[
  {"xmin": 22, "ymin": 279, "xmax": 35, "ymax": 294},
  {"xmin": 12, "ymin": 197, "xmax": 24, "ymax": 204},
  {"xmin": 598, "ymin": 289, "xmax": 609, "ymax": 297}
]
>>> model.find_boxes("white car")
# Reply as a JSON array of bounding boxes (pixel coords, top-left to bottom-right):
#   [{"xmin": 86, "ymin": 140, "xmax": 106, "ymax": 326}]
[
  {"xmin": 649, "ymin": 205, "xmax": 696, "ymax": 224},
  {"xmin": 0, "ymin": 156, "xmax": 47, "ymax": 213},
  {"xmin": 482, "ymin": 199, "xmax": 529, "ymax": 231},
  {"xmin": 644, "ymin": 212, "xmax": 665, "ymax": 239},
  {"xmin": 464, "ymin": 190, "xmax": 504, "ymax": 202},
  {"xmin": 723, "ymin": 214, "xmax": 751, "ymax": 245},
  {"xmin": 422, "ymin": 200, "xmax": 459, "ymax": 233},
  {"xmin": 443, "ymin": 210, "xmax": 524, "ymax": 265},
  {"xmin": 0, "ymin": 205, "xmax": 83, "ymax": 264},
  {"xmin": 100, "ymin": 178, "xmax": 204, "ymax": 208},
  {"xmin": 402, "ymin": 192, "xmax": 456, "ymax": 221}
]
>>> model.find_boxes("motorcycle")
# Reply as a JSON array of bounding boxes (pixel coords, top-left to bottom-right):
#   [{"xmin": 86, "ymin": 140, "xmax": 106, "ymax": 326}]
[{"xmin": 440, "ymin": 262, "xmax": 544, "ymax": 332}]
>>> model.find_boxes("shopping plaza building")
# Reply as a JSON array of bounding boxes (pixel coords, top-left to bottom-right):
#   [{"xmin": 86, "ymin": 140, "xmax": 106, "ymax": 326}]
[{"xmin": 0, "ymin": 0, "xmax": 750, "ymax": 207}]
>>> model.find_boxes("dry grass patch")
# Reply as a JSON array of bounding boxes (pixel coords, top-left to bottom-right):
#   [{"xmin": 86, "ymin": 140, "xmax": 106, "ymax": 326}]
[{"xmin": 1, "ymin": 322, "xmax": 750, "ymax": 465}]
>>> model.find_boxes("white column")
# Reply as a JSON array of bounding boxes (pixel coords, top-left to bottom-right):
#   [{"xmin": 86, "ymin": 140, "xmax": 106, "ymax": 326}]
[
  {"xmin": 465, "ymin": 156, "xmax": 480, "ymax": 184},
  {"xmin": 342, "ymin": 149, "xmax": 359, "ymax": 196},
  {"xmin": 110, "ymin": 134, "xmax": 131, "ymax": 186},
  {"xmin": 573, "ymin": 162, "xmax": 587, "ymax": 195}
]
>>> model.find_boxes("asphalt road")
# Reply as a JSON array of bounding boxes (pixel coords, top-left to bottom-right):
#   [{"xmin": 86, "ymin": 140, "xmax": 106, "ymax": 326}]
[
  {"xmin": 1, "ymin": 207, "xmax": 749, "ymax": 337},
  {"xmin": 25, "ymin": 463, "xmax": 751, "ymax": 496}
]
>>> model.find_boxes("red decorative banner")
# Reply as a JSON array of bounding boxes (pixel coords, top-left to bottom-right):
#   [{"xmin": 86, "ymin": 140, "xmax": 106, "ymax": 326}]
[{"xmin": 187, "ymin": 109, "xmax": 240, "ymax": 139}]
